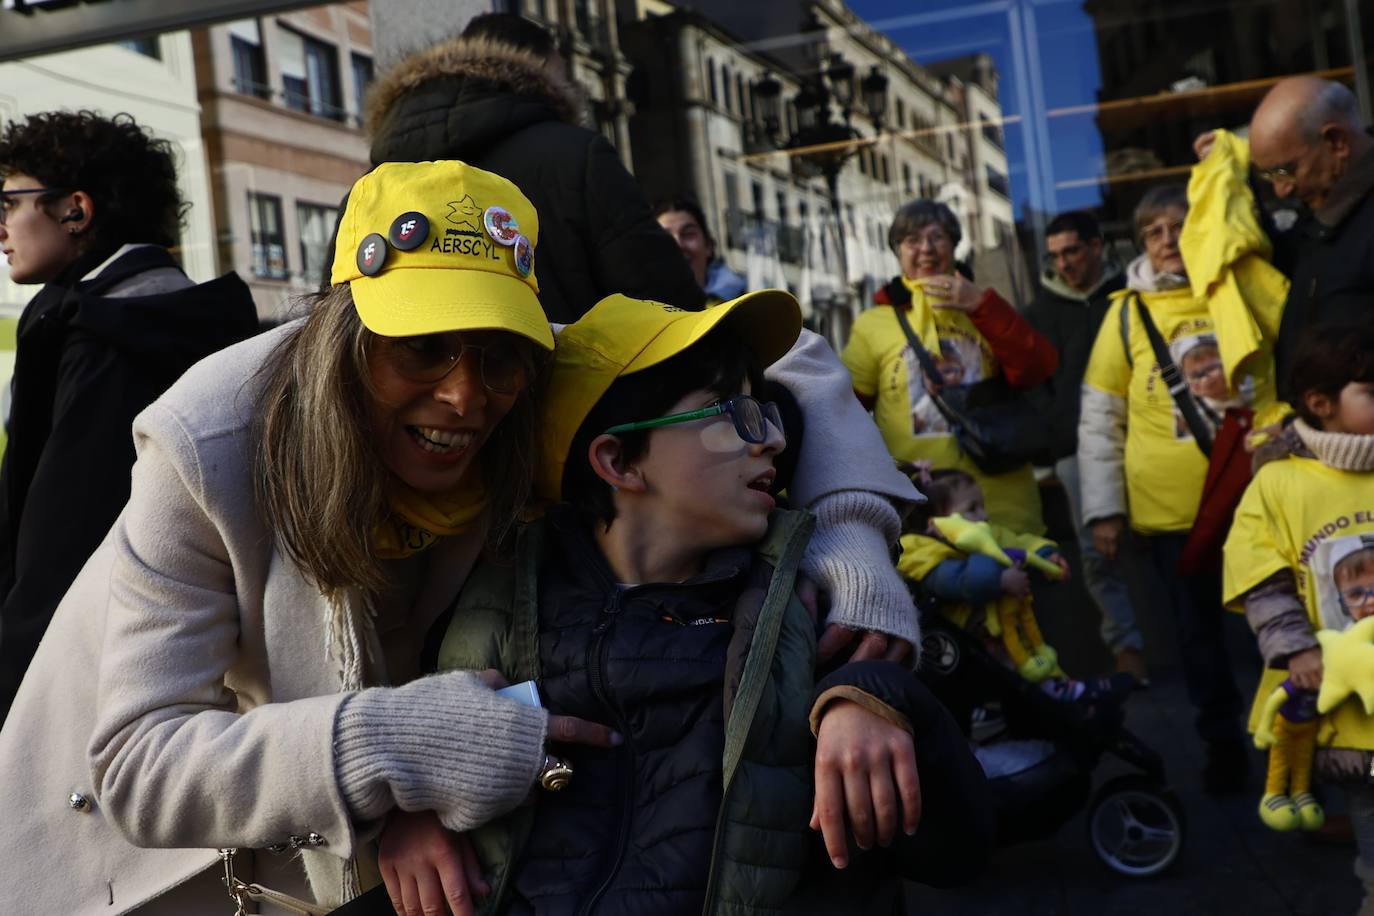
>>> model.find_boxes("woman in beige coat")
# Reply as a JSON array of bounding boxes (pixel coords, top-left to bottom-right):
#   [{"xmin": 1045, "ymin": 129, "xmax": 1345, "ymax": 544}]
[{"xmin": 0, "ymin": 159, "xmax": 924, "ymax": 914}]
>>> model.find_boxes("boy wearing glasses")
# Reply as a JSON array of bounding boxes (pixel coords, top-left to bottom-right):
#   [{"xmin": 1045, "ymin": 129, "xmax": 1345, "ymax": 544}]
[
  {"xmin": 382, "ymin": 291, "xmax": 991, "ymax": 916},
  {"xmin": 1225, "ymin": 323, "xmax": 1374, "ymax": 905}
]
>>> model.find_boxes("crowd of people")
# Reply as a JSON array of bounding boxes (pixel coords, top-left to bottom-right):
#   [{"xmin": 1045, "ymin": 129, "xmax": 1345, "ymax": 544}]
[{"xmin": 0, "ymin": 10, "xmax": 1371, "ymax": 916}]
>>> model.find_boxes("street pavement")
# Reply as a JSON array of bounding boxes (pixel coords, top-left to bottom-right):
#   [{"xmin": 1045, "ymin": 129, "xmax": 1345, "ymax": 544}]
[{"xmin": 905, "ymin": 482, "xmax": 1364, "ymax": 915}]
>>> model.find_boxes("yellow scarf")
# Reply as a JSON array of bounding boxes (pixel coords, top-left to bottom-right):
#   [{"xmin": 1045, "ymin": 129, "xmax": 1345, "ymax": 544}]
[
  {"xmin": 899, "ymin": 275, "xmax": 944, "ymax": 353},
  {"xmin": 373, "ymin": 469, "xmax": 487, "ymax": 559}
]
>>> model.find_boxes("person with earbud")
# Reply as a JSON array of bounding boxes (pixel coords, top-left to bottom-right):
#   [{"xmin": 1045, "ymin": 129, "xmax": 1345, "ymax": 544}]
[{"xmin": 0, "ymin": 110, "xmax": 258, "ymax": 719}]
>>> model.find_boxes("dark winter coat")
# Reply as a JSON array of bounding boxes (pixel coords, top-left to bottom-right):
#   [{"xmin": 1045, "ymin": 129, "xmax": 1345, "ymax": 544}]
[
  {"xmin": 1271, "ymin": 145, "xmax": 1374, "ymax": 398},
  {"xmin": 365, "ymin": 37, "xmax": 704, "ymax": 323},
  {"xmin": 431, "ymin": 507, "xmax": 992, "ymax": 916},
  {"xmin": 1024, "ymin": 263, "xmax": 1125, "ymax": 461},
  {"xmin": 0, "ymin": 245, "xmax": 258, "ymax": 720}
]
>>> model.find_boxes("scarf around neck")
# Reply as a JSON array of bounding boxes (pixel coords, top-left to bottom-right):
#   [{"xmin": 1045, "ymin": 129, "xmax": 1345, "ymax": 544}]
[
  {"xmin": 1293, "ymin": 419, "xmax": 1374, "ymax": 472},
  {"xmin": 899, "ymin": 275, "xmax": 948, "ymax": 352},
  {"xmin": 373, "ymin": 468, "xmax": 488, "ymax": 559}
]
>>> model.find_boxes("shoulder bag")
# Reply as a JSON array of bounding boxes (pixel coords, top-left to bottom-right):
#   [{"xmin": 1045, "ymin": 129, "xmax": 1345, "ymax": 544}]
[{"xmin": 893, "ymin": 307, "xmax": 1054, "ymax": 475}]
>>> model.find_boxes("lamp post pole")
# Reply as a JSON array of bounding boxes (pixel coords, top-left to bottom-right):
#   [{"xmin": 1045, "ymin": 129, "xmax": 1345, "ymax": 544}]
[{"xmin": 755, "ymin": 56, "xmax": 887, "ymax": 347}]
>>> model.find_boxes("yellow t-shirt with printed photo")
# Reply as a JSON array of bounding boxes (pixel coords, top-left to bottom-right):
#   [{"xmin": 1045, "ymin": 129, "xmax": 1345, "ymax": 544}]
[
  {"xmin": 1223, "ymin": 456, "xmax": 1374, "ymax": 750},
  {"xmin": 842, "ymin": 302, "xmax": 1043, "ymax": 535},
  {"xmin": 1082, "ymin": 286, "xmax": 1275, "ymax": 534}
]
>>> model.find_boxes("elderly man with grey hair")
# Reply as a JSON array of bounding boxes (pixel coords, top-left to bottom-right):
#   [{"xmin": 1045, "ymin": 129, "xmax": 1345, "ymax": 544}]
[{"xmin": 1206, "ymin": 76, "xmax": 1374, "ymax": 397}]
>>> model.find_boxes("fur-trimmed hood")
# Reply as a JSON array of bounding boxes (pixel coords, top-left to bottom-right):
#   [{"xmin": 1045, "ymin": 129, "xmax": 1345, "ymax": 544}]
[{"xmin": 365, "ymin": 36, "xmax": 584, "ymax": 139}]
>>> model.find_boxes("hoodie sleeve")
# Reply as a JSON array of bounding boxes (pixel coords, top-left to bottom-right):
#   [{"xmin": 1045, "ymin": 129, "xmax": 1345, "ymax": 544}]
[
  {"xmin": 967, "ymin": 288, "xmax": 1058, "ymax": 388},
  {"xmin": 582, "ymin": 134, "xmax": 706, "ymax": 310}
]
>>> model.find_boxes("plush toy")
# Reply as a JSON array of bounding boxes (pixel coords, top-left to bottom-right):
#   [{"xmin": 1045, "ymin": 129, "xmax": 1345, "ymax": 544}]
[
  {"xmin": 1249, "ymin": 618, "xmax": 1374, "ymax": 833},
  {"xmin": 931, "ymin": 514, "xmax": 1067, "ymax": 684},
  {"xmin": 1252, "ymin": 678, "xmax": 1324, "ymax": 831}
]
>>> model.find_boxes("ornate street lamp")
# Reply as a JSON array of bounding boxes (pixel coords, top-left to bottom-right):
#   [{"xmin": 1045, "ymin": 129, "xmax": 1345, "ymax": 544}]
[{"xmin": 757, "ymin": 55, "xmax": 888, "ymax": 343}]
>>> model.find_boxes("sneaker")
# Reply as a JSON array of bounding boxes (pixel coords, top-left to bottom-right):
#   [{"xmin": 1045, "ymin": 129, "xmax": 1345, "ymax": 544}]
[
  {"xmin": 1202, "ymin": 737, "xmax": 1251, "ymax": 795},
  {"xmin": 1114, "ymin": 647, "xmax": 1150, "ymax": 687}
]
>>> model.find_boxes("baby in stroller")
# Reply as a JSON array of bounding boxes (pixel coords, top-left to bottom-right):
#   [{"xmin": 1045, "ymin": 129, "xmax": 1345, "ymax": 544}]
[{"xmin": 897, "ymin": 463, "xmax": 1183, "ymax": 876}]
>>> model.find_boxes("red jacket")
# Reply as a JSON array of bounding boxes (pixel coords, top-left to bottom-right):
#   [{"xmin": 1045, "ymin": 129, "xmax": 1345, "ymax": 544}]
[{"xmin": 873, "ymin": 276, "xmax": 1057, "ymax": 388}]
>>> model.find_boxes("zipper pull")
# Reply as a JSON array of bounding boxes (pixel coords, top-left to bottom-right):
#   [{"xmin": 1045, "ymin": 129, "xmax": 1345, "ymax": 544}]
[{"xmin": 593, "ymin": 588, "xmax": 624, "ymax": 634}]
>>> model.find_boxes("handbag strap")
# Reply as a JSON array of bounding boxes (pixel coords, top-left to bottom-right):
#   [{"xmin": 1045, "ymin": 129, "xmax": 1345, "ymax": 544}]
[
  {"xmin": 892, "ymin": 306, "xmax": 964, "ymax": 430},
  {"xmin": 1129, "ymin": 292, "xmax": 1214, "ymax": 456}
]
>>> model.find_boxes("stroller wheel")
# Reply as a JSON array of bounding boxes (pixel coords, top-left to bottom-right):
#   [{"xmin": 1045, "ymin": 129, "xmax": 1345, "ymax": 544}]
[{"xmin": 1086, "ymin": 775, "xmax": 1185, "ymax": 877}]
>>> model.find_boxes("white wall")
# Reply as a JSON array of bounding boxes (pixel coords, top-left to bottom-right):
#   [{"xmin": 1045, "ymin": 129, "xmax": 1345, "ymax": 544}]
[{"xmin": 0, "ymin": 33, "xmax": 216, "ymax": 316}]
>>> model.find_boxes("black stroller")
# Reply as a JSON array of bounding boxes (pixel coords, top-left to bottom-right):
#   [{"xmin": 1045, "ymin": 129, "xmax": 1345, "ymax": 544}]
[{"xmin": 915, "ymin": 601, "xmax": 1186, "ymax": 877}]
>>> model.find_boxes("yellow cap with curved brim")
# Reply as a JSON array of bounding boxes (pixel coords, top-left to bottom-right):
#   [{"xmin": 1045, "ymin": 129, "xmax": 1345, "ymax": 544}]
[
  {"xmin": 330, "ymin": 160, "xmax": 553, "ymax": 350},
  {"xmin": 538, "ymin": 289, "xmax": 802, "ymax": 501}
]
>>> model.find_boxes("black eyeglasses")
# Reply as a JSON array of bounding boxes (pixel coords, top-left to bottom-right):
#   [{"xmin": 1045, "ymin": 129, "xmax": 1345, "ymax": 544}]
[
  {"xmin": 371, "ymin": 332, "xmax": 536, "ymax": 394},
  {"xmin": 0, "ymin": 187, "xmax": 67, "ymax": 226},
  {"xmin": 605, "ymin": 394, "xmax": 783, "ymax": 444}
]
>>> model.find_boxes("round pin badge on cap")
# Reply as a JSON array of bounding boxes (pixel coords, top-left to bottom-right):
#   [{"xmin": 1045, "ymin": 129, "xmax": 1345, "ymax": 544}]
[
  {"xmin": 357, "ymin": 233, "xmax": 388, "ymax": 276},
  {"xmin": 483, "ymin": 206, "xmax": 521, "ymax": 247},
  {"xmin": 389, "ymin": 211, "xmax": 429, "ymax": 251},
  {"xmin": 513, "ymin": 234, "xmax": 533, "ymax": 278}
]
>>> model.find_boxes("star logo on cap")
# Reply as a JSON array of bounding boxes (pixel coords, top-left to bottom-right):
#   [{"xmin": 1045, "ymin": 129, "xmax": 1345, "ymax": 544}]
[{"xmin": 446, "ymin": 196, "xmax": 483, "ymax": 237}]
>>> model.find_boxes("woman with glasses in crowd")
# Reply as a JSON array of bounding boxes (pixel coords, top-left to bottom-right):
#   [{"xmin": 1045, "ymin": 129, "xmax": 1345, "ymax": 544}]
[
  {"xmin": 841, "ymin": 198, "xmax": 1058, "ymax": 536},
  {"xmin": 1076, "ymin": 184, "xmax": 1276, "ymax": 795},
  {"xmin": 0, "ymin": 110, "xmax": 258, "ymax": 722}
]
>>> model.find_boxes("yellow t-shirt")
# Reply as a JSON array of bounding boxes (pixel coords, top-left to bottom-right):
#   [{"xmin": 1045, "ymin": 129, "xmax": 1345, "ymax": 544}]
[
  {"xmin": 1082, "ymin": 286, "xmax": 1276, "ymax": 534},
  {"xmin": 1223, "ymin": 456, "xmax": 1374, "ymax": 750},
  {"xmin": 842, "ymin": 302, "xmax": 1043, "ymax": 535}
]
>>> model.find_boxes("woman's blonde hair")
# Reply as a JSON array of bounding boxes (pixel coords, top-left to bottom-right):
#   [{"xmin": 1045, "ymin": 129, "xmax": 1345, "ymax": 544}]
[{"xmin": 253, "ymin": 284, "xmax": 544, "ymax": 600}]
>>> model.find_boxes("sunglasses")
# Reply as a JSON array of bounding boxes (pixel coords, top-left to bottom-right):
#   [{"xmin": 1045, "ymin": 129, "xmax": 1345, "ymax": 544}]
[
  {"xmin": 371, "ymin": 332, "xmax": 535, "ymax": 395},
  {"xmin": 0, "ymin": 187, "xmax": 68, "ymax": 226},
  {"xmin": 605, "ymin": 394, "xmax": 783, "ymax": 443}
]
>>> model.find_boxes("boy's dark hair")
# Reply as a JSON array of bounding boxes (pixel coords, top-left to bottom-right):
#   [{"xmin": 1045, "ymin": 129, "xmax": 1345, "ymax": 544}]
[
  {"xmin": 1289, "ymin": 323, "xmax": 1374, "ymax": 426},
  {"xmin": 461, "ymin": 13, "xmax": 557, "ymax": 56},
  {"xmin": 0, "ymin": 110, "xmax": 183, "ymax": 251},
  {"xmin": 1045, "ymin": 210, "xmax": 1102, "ymax": 242},
  {"xmin": 562, "ymin": 328, "xmax": 765, "ymax": 525}
]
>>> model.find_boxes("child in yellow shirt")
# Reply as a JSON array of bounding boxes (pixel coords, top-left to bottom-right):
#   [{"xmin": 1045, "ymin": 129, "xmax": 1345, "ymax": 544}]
[{"xmin": 1224, "ymin": 324, "xmax": 1374, "ymax": 907}]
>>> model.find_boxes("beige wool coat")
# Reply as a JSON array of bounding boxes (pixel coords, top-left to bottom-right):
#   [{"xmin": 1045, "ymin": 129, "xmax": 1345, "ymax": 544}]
[
  {"xmin": 0, "ymin": 324, "xmax": 531, "ymax": 914},
  {"xmin": 0, "ymin": 319, "xmax": 920, "ymax": 915}
]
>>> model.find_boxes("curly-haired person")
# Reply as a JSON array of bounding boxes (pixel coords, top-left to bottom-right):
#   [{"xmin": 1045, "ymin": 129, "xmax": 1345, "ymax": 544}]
[{"xmin": 0, "ymin": 110, "xmax": 258, "ymax": 719}]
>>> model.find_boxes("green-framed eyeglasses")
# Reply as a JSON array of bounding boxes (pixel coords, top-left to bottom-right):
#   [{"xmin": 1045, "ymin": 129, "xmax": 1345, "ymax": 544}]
[{"xmin": 605, "ymin": 394, "xmax": 783, "ymax": 443}]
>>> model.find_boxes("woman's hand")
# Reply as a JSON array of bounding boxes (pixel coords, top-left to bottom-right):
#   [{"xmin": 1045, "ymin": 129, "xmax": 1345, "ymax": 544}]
[
  {"xmin": 477, "ymin": 668, "xmax": 623, "ymax": 750},
  {"xmin": 1047, "ymin": 552, "xmax": 1071, "ymax": 581},
  {"xmin": 1287, "ymin": 647, "xmax": 1324, "ymax": 692},
  {"xmin": 1091, "ymin": 516, "xmax": 1127, "ymax": 561},
  {"xmin": 810, "ymin": 699, "xmax": 921, "ymax": 868},
  {"xmin": 816, "ymin": 625, "xmax": 913, "ymax": 667},
  {"xmin": 921, "ymin": 274, "xmax": 984, "ymax": 314},
  {"xmin": 379, "ymin": 810, "xmax": 488, "ymax": 916}
]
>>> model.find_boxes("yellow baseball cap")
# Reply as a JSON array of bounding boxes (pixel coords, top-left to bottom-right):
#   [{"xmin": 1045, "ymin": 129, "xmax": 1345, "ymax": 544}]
[
  {"xmin": 330, "ymin": 160, "xmax": 553, "ymax": 349},
  {"xmin": 538, "ymin": 290, "xmax": 802, "ymax": 501}
]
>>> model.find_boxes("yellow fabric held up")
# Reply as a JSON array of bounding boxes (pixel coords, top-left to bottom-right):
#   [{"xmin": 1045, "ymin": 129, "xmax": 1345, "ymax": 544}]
[
  {"xmin": 1181, "ymin": 129, "xmax": 1290, "ymax": 389},
  {"xmin": 373, "ymin": 469, "xmax": 487, "ymax": 559},
  {"xmin": 898, "ymin": 276, "xmax": 945, "ymax": 353}
]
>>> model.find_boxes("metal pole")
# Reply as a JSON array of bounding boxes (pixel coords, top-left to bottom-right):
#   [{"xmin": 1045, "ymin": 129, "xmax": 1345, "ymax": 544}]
[{"xmin": 826, "ymin": 167, "xmax": 850, "ymax": 350}]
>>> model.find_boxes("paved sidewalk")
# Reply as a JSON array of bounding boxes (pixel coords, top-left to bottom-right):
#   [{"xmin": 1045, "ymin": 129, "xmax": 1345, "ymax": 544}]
[{"xmin": 906, "ymin": 482, "xmax": 1364, "ymax": 915}]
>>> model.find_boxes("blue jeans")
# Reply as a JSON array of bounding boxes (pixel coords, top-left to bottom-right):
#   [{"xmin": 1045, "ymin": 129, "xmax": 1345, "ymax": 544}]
[
  {"xmin": 1055, "ymin": 456, "xmax": 1144, "ymax": 653},
  {"xmin": 1143, "ymin": 532, "xmax": 1244, "ymax": 742}
]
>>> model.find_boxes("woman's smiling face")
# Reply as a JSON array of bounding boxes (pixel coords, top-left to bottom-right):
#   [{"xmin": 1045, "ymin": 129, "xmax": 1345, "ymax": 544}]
[{"xmin": 365, "ymin": 330, "xmax": 527, "ymax": 493}]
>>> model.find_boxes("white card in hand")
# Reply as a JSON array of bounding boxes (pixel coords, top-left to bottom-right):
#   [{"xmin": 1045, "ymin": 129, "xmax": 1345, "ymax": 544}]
[{"xmin": 496, "ymin": 679, "xmax": 542, "ymax": 708}]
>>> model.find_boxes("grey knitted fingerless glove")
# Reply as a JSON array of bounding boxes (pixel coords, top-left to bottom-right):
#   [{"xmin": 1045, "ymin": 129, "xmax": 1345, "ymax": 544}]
[
  {"xmin": 333, "ymin": 670, "xmax": 548, "ymax": 832},
  {"xmin": 801, "ymin": 490, "xmax": 921, "ymax": 645}
]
